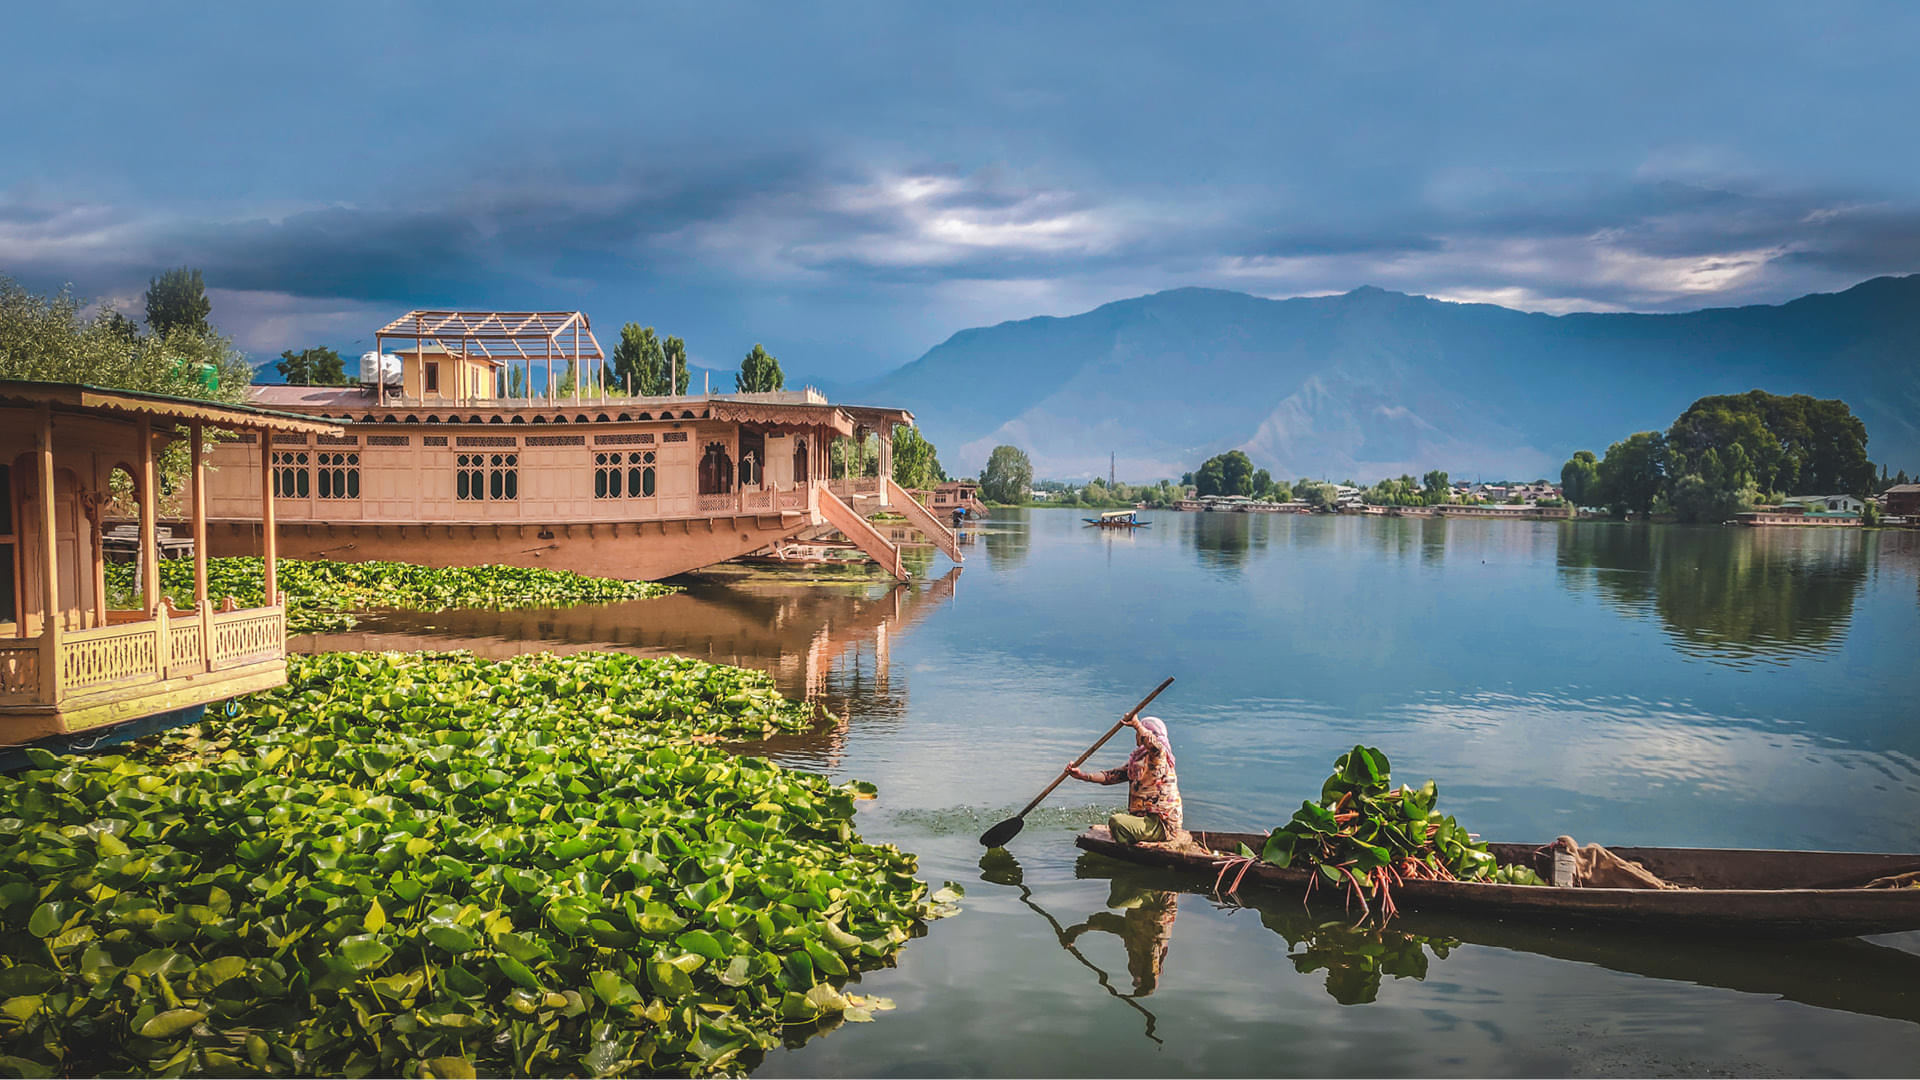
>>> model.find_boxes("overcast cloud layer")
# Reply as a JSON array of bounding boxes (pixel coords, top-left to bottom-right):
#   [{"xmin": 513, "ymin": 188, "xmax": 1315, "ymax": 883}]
[{"xmin": 4, "ymin": 3, "xmax": 1918, "ymax": 378}]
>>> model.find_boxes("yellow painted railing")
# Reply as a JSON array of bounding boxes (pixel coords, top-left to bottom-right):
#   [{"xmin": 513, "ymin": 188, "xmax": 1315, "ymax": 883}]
[{"xmin": 0, "ymin": 603, "xmax": 285, "ymax": 706}]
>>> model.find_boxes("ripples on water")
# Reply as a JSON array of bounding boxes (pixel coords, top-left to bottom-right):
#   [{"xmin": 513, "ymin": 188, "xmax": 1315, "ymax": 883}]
[{"xmin": 308, "ymin": 511, "xmax": 1920, "ymax": 1076}]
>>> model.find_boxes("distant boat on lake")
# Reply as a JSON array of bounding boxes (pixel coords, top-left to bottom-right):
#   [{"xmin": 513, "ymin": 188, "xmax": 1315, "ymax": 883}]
[{"xmin": 1085, "ymin": 509, "xmax": 1150, "ymax": 528}]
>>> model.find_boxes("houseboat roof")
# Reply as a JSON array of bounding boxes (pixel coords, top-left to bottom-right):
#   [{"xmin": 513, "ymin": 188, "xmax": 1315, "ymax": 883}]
[
  {"xmin": 245, "ymin": 384, "xmax": 911, "ymax": 436},
  {"xmin": 0, "ymin": 380, "xmax": 343, "ymax": 435}
]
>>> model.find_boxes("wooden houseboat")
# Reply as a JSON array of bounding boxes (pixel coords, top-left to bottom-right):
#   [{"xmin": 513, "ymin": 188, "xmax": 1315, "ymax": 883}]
[
  {"xmin": 0, "ymin": 380, "xmax": 337, "ymax": 752},
  {"xmin": 203, "ymin": 310, "xmax": 961, "ymax": 582}
]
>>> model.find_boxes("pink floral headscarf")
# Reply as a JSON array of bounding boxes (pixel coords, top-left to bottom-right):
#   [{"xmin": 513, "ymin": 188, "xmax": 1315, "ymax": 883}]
[{"xmin": 1125, "ymin": 715, "xmax": 1175, "ymax": 777}]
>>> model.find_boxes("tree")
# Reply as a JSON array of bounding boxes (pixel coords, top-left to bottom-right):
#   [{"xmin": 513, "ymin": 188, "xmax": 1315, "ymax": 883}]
[
  {"xmin": 1251, "ymin": 468, "xmax": 1273, "ymax": 499},
  {"xmin": 1, "ymin": 275, "xmax": 246, "ymax": 403},
  {"xmin": 1422, "ymin": 470, "xmax": 1451, "ymax": 506},
  {"xmin": 1301, "ymin": 483, "xmax": 1340, "ymax": 511},
  {"xmin": 1597, "ymin": 431, "xmax": 1666, "ymax": 518},
  {"xmin": 144, "ymin": 267, "xmax": 212, "ymax": 338},
  {"xmin": 1560, "ymin": 451, "xmax": 1600, "ymax": 507},
  {"xmin": 735, "ymin": 343, "xmax": 784, "ymax": 393},
  {"xmin": 891, "ymin": 425, "xmax": 946, "ymax": 490},
  {"xmin": 1193, "ymin": 450, "xmax": 1255, "ymax": 496},
  {"xmin": 662, "ymin": 335, "xmax": 691, "ymax": 395},
  {"xmin": 276, "ymin": 346, "xmax": 347, "ymax": 386},
  {"xmin": 980, "ymin": 445, "xmax": 1033, "ymax": 504},
  {"xmin": 608, "ymin": 324, "xmax": 667, "ymax": 396}
]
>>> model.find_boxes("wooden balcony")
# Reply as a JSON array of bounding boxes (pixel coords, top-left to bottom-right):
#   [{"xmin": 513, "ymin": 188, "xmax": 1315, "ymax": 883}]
[{"xmin": 0, "ymin": 603, "xmax": 288, "ymax": 743}]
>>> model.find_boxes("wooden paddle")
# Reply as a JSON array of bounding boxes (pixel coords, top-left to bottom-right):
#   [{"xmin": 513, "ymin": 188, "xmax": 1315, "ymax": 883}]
[{"xmin": 978, "ymin": 677, "xmax": 1175, "ymax": 848}]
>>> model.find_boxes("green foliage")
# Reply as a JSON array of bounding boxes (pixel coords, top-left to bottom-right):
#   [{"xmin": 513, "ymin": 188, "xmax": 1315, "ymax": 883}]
[
  {"xmin": 979, "ymin": 446, "xmax": 1033, "ymax": 504},
  {"xmin": 1667, "ymin": 390, "xmax": 1874, "ymax": 498},
  {"xmin": 104, "ymin": 558, "xmax": 675, "ymax": 635},
  {"xmin": 1301, "ymin": 483, "xmax": 1340, "ymax": 511},
  {"xmin": 0, "ymin": 276, "xmax": 250, "ymax": 406},
  {"xmin": 1596, "ymin": 431, "xmax": 1666, "ymax": 518},
  {"xmin": 1363, "ymin": 474, "xmax": 1428, "ymax": 507},
  {"xmin": 1258, "ymin": 746, "xmax": 1536, "ymax": 919},
  {"xmin": 1193, "ymin": 450, "xmax": 1254, "ymax": 497},
  {"xmin": 1560, "ymin": 451, "xmax": 1600, "ymax": 507},
  {"xmin": 734, "ymin": 345, "xmax": 783, "ymax": 394},
  {"xmin": 0, "ymin": 650, "xmax": 941, "ymax": 1076},
  {"xmin": 662, "ymin": 336, "xmax": 691, "ymax": 396},
  {"xmin": 275, "ymin": 347, "xmax": 348, "ymax": 387},
  {"xmin": 1420, "ymin": 471, "xmax": 1450, "ymax": 505},
  {"xmin": 889, "ymin": 427, "xmax": 946, "ymax": 491},
  {"xmin": 144, "ymin": 268, "xmax": 212, "ymax": 338},
  {"xmin": 609, "ymin": 325, "xmax": 686, "ymax": 397}
]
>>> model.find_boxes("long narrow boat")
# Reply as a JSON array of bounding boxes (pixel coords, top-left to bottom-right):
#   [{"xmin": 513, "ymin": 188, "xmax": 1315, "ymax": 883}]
[
  {"xmin": 1076, "ymin": 827, "xmax": 1920, "ymax": 939},
  {"xmin": 1084, "ymin": 509, "xmax": 1150, "ymax": 528}
]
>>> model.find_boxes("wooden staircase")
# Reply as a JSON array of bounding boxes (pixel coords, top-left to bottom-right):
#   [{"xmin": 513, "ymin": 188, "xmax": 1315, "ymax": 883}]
[
  {"xmin": 817, "ymin": 488, "xmax": 908, "ymax": 581},
  {"xmin": 885, "ymin": 477, "xmax": 965, "ymax": 562}
]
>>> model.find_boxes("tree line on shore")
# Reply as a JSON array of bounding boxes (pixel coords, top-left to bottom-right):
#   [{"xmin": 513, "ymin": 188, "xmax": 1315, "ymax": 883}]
[{"xmin": 1560, "ymin": 390, "xmax": 1895, "ymax": 524}]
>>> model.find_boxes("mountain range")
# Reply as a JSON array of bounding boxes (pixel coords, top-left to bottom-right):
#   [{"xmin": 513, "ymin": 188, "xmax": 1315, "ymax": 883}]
[{"xmin": 834, "ymin": 275, "xmax": 1920, "ymax": 484}]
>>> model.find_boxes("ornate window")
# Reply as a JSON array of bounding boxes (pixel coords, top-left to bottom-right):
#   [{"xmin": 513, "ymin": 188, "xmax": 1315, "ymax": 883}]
[
  {"xmin": 456, "ymin": 452, "xmax": 518, "ymax": 500},
  {"xmin": 793, "ymin": 438, "xmax": 810, "ymax": 484},
  {"xmin": 595, "ymin": 451, "xmax": 657, "ymax": 498},
  {"xmin": 633, "ymin": 450, "xmax": 656, "ymax": 497},
  {"xmin": 271, "ymin": 450, "xmax": 309, "ymax": 498},
  {"xmin": 316, "ymin": 452, "xmax": 360, "ymax": 499}
]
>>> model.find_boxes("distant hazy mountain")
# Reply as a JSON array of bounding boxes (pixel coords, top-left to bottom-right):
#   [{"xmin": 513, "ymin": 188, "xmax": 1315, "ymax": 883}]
[{"xmin": 841, "ymin": 276, "xmax": 1920, "ymax": 482}]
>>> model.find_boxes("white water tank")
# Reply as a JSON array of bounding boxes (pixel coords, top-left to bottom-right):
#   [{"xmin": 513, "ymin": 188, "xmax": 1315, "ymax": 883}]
[{"xmin": 359, "ymin": 351, "xmax": 403, "ymax": 387}]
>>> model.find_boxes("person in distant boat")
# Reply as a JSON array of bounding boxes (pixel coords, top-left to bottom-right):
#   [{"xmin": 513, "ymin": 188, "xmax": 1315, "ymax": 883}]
[
  {"xmin": 1066, "ymin": 715, "xmax": 1183, "ymax": 845},
  {"xmin": 950, "ymin": 506, "xmax": 966, "ymax": 531}
]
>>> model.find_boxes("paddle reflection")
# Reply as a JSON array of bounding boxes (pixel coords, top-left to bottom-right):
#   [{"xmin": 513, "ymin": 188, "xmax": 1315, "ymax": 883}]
[{"xmin": 977, "ymin": 849, "xmax": 1165, "ymax": 1043}]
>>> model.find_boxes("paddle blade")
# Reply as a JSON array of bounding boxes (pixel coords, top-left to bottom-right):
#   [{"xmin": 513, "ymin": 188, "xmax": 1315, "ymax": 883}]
[{"xmin": 979, "ymin": 816, "xmax": 1024, "ymax": 849}]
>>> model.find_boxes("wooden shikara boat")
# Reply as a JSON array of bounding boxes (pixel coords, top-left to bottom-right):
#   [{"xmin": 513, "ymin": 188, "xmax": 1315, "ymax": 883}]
[
  {"xmin": 1084, "ymin": 509, "xmax": 1150, "ymax": 528},
  {"xmin": 1077, "ymin": 828, "xmax": 1920, "ymax": 939}
]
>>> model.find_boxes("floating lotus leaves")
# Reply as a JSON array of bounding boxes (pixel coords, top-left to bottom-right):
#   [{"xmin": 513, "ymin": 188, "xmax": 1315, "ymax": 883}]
[
  {"xmin": 0, "ymin": 650, "xmax": 943, "ymax": 1077},
  {"xmin": 105, "ymin": 556, "xmax": 677, "ymax": 635}
]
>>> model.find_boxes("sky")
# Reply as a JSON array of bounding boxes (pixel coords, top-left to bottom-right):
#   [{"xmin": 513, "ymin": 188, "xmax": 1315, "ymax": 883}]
[{"xmin": 4, "ymin": 3, "xmax": 1919, "ymax": 382}]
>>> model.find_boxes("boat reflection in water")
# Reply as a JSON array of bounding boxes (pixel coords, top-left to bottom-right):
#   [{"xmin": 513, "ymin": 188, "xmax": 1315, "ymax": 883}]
[{"xmin": 1055, "ymin": 848, "xmax": 1920, "ymax": 1025}]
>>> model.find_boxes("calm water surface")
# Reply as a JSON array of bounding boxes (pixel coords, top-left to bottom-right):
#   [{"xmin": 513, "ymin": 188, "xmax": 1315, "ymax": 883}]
[{"xmin": 310, "ymin": 510, "xmax": 1920, "ymax": 1077}]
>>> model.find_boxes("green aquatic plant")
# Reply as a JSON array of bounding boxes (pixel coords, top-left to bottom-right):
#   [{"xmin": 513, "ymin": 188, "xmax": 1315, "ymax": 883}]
[
  {"xmin": 1252, "ymin": 746, "xmax": 1542, "ymax": 922},
  {"xmin": 0, "ymin": 651, "xmax": 949, "ymax": 1077},
  {"xmin": 104, "ymin": 557, "xmax": 675, "ymax": 635}
]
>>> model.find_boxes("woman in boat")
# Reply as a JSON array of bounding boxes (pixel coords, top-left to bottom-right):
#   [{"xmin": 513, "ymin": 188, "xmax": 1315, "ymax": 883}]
[{"xmin": 1066, "ymin": 714, "xmax": 1183, "ymax": 844}]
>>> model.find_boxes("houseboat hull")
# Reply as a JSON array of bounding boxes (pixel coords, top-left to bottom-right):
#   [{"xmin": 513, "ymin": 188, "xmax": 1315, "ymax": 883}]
[{"xmin": 208, "ymin": 511, "xmax": 817, "ymax": 582}]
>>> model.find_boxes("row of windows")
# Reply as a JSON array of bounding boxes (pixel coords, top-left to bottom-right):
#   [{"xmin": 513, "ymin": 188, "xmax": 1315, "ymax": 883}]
[
  {"xmin": 456, "ymin": 453, "xmax": 518, "ymax": 501},
  {"xmin": 594, "ymin": 451, "xmax": 657, "ymax": 499}
]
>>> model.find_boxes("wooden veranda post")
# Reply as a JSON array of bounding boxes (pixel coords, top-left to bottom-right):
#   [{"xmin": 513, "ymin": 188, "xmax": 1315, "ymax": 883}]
[
  {"xmin": 190, "ymin": 422, "xmax": 208, "ymax": 608},
  {"xmin": 259, "ymin": 427, "xmax": 278, "ymax": 605},
  {"xmin": 137, "ymin": 415, "xmax": 160, "ymax": 613},
  {"xmin": 35, "ymin": 404, "xmax": 60, "ymax": 702}
]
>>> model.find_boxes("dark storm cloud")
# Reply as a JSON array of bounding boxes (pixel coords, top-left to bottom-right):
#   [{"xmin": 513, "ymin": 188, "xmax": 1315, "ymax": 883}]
[{"xmin": 3, "ymin": 4, "xmax": 1918, "ymax": 371}]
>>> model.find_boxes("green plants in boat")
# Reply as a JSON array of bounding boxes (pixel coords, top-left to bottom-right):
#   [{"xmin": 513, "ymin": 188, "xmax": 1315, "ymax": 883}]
[{"xmin": 1248, "ymin": 745, "xmax": 1542, "ymax": 922}]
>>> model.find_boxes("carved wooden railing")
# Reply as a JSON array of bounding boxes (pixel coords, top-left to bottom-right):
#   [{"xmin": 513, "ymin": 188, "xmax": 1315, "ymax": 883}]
[
  {"xmin": 167, "ymin": 617, "xmax": 206, "ymax": 670},
  {"xmin": 0, "ymin": 643, "xmax": 40, "ymax": 703},
  {"xmin": 827, "ymin": 478, "xmax": 881, "ymax": 498},
  {"xmin": 775, "ymin": 489, "xmax": 808, "ymax": 511},
  {"xmin": 741, "ymin": 489, "xmax": 774, "ymax": 511},
  {"xmin": 209, "ymin": 607, "xmax": 285, "ymax": 670},
  {"xmin": 696, "ymin": 493, "xmax": 736, "ymax": 514},
  {"xmin": 61, "ymin": 622, "xmax": 162, "ymax": 692}
]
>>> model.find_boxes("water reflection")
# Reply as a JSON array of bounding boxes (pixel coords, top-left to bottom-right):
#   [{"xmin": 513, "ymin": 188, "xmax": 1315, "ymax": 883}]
[
  {"xmin": 1556, "ymin": 524, "xmax": 1869, "ymax": 665},
  {"xmin": 1188, "ymin": 513, "xmax": 1268, "ymax": 573},
  {"xmin": 1068, "ymin": 850, "xmax": 1920, "ymax": 1025},
  {"xmin": 979, "ymin": 513, "xmax": 1032, "ymax": 571},
  {"xmin": 302, "ymin": 567, "xmax": 963, "ymax": 714},
  {"xmin": 979, "ymin": 848, "xmax": 1165, "ymax": 1043}
]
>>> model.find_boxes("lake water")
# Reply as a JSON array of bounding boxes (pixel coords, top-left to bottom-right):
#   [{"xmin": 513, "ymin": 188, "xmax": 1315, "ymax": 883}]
[{"xmin": 310, "ymin": 509, "xmax": 1920, "ymax": 1076}]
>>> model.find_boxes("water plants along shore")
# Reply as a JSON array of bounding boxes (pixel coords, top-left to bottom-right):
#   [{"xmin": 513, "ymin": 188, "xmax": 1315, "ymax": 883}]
[
  {"xmin": 0, "ymin": 651, "xmax": 950, "ymax": 1077},
  {"xmin": 105, "ymin": 557, "xmax": 676, "ymax": 635}
]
